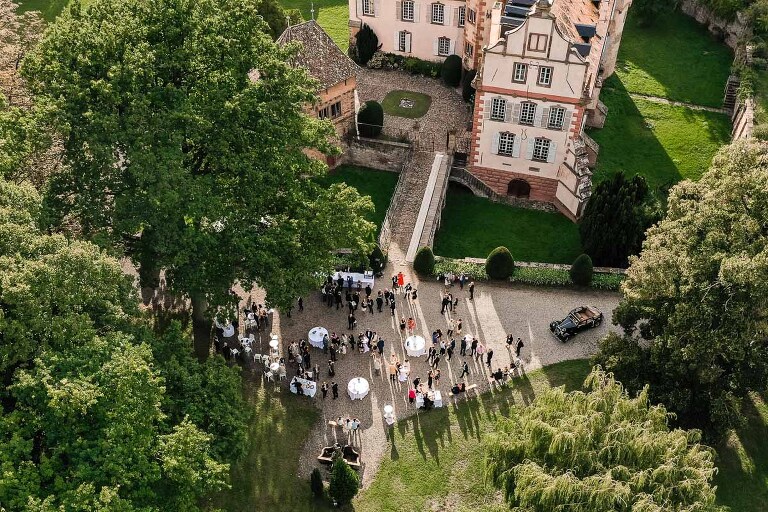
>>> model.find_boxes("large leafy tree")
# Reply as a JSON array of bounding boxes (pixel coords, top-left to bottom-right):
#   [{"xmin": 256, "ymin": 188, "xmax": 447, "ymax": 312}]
[
  {"xmin": 24, "ymin": 0, "xmax": 374, "ymax": 356},
  {"xmin": 486, "ymin": 367, "xmax": 720, "ymax": 512},
  {"xmin": 579, "ymin": 172, "xmax": 660, "ymax": 268},
  {"xmin": 594, "ymin": 140, "xmax": 768, "ymax": 437}
]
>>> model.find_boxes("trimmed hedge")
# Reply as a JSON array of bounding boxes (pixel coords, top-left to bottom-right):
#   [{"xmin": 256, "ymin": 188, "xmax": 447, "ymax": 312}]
[
  {"xmin": 485, "ymin": 246, "xmax": 515, "ymax": 280},
  {"xmin": 413, "ymin": 246, "xmax": 436, "ymax": 275},
  {"xmin": 329, "ymin": 458, "xmax": 359, "ymax": 505},
  {"xmin": 441, "ymin": 55, "xmax": 462, "ymax": 87},
  {"xmin": 310, "ymin": 468, "xmax": 324, "ymax": 498},
  {"xmin": 570, "ymin": 253, "xmax": 594, "ymax": 286},
  {"xmin": 357, "ymin": 100, "xmax": 384, "ymax": 137}
]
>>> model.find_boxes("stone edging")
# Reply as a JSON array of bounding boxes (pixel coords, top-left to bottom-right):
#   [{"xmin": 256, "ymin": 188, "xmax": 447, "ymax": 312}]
[{"xmin": 459, "ymin": 257, "xmax": 626, "ymax": 275}]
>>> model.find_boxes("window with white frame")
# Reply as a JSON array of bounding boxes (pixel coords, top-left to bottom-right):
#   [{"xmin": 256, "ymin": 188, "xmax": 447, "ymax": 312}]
[
  {"xmin": 532, "ymin": 137, "xmax": 551, "ymax": 161},
  {"xmin": 490, "ymin": 98, "xmax": 506, "ymax": 121},
  {"xmin": 363, "ymin": 0, "xmax": 374, "ymax": 15},
  {"xmin": 467, "ymin": 7, "xmax": 476, "ymax": 24},
  {"xmin": 537, "ymin": 66, "xmax": 553, "ymax": 86},
  {"xmin": 548, "ymin": 107, "xmax": 566, "ymax": 130},
  {"xmin": 498, "ymin": 132, "xmax": 515, "ymax": 156},
  {"xmin": 398, "ymin": 31, "xmax": 408, "ymax": 52},
  {"xmin": 513, "ymin": 63, "xmax": 527, "ymax": 83},
  {"xmin": 458, "ymin": 6, "xmax": 466, "ymax": 26},
  {"xmin": 438, "ymin": 36, "xmax": 450, "ymax": 56},
  {"xmin": 431, "ymin": 3, "xmax": 444, "ymax": 24},
  {"xmin": 465, "ymin": 41, "xmax": 473, "ymax": 58},
  {"xmin": 520, "ymin": 102, "xmax": 536, "ymax": 125},
  {"xmin": 402, "ymin": 0, "xmax": 414, "ymax": 21}
]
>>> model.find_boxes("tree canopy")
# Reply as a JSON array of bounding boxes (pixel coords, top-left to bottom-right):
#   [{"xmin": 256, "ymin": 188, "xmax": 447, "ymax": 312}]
[
  {"xmin": 486, "ymin": 367, "xmax": 720, "ymax": 512},
  {"xmin": 24, "ymin": 0, "xmax": 375, "ymax": 354},
  {"xmin": 594, "ymin": 140, "xmax": 768, "ymax": 437}
]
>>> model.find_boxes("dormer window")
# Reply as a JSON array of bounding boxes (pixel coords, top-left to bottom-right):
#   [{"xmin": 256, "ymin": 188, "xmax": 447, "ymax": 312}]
[{"xmin": 528, "ymin": 33, "xmax": 547, "ymax": 52}]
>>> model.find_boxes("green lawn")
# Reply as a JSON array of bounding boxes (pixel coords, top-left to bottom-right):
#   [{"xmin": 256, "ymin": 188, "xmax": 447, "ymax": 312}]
[
  {"xmin": 433, "ymin": 184, "xmax": 583, "ymax": 264},
  {"xmin": 381, "ymin": 90, "xmax": 432, "ymax": 119},
  {"xmin": 315, "ymin": 165, "xmax": 399, "ymax": 232},
  {"xmin": 14, "ymin": 0, "xmax": 86, "ymax": 21},
  {"xmin": 615, "ymin": 10, "xmax": 733, "ymax": 108},
  {"xmin": 279, "ymin": 0, "xmax": 350, "ymax": 51},
  {"xmin": 589, "ymin": 77, "xmax": 732, "ymax": 191},
  {"xmin": 354, "ymin": 359, "xmax": 592, "ymax": 511}
]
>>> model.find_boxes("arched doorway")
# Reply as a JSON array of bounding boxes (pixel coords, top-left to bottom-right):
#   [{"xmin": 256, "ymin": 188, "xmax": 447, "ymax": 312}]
[{"xmin": 507, "ymin": 178, "xmax": 531, "ymax": 199}]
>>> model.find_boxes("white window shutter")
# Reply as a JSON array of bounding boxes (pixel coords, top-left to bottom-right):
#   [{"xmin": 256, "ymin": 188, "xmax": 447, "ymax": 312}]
[
  {"xmin": 483, "ymin": 98, "xmax": 491, "ymax": 119},
  {"xmin": 374, "ymin": 0, "xmax": 380, "ymax": 16},
  {"xmin": 511, "ymin": 102, "xmax": 521, "ymax": 124},
  {"xmin": 491, "ymin": 133, "xmax": 500, "ymax": 154},
  {"xmin": 433, "ymin": 38, "xmax": 439, "ymax": 56},
  {"xmin": 563, "ymin": 110, "xmax": 573, "ymax": 131},
  {"xmin": 444, "ymin": 6, "xmax": 451, "ymax": 25},
  {"xmin": 512, "ymin": 136, "xmax": 521, "ymax": 157},
  {"xmin": 533, "ymin": 106, "xmax": 542, "ymax": 127},
  {"xmin": 357, "ymin": 0, "xmax": 363, "ymax": 16},
  {"xmin": 547, "ymin": 142, "xmax": 557, "ymax": 163},
  {"xmin": 503, "ymin": 100, "xmax": 511, "ymax": 122},
  {"xmin": 541, "ymin": 107, "xmax": 550, "ymax": 128},
  {"xmin": 394, "ymin": 31, "xmax": 400, "ymax": 51},
  {"xmin": 414, "ymin": 3, "xmax": 420, "ymax": 21},
  {"xmin": 396, "ymin": 1, "xmax": 402, "ymax": 20},
  {"xmin": 406, "ymin": 33, "xmax": 412, "ymax": 52},
  {"xmin": 448, "ymin": 39, "xmax": 455, "ymax": 55},
  {"xmin": 525, "ymin": 140, "xmax": 534, "ymax": 160},
  {"xmin": 453, "ymin": 7, "xmax": 459, "ymax": 26}
]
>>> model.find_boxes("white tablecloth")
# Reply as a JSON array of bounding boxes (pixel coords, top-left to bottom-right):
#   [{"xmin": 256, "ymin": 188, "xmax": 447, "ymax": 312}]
[
  {"xmin": 290, "ymin": 377, "xmax": 317, "ymax": 398},
  {"xmin": 269, "ymin": 338, "xmax": 279, "ymax": 349},
  {"xmin": 222, "ymin": 324, "xmax": 235, "ymax": 338},
  {"xmin": 434, "ymin": 390, "xmax": 443, "ymax": 408},
  {"xmin": 347, "ymin": 377, "xmax": 370, "ymax": 400},
  {"xmin": 405, "ymin": 336, "xmax": 426, "ymax": 357},
  {"xmin": 270, "ymin": 362, "xmax": 280, "ymax": 372},
  {"xmin": 416, "ymin": 390, "xmax": 443, "ymax": 408},
  {"xmin": 334, "ymin": 271, "xmax": 374, "ymax": 288},
  {"xmin": 308, "ymin": 327, "xmax": 328, "ymax": 349}
]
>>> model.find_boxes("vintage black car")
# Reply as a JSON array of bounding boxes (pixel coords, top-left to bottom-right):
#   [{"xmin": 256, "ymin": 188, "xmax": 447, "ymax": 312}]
[{"xmin": 549, "ymin": 305, "xmax": 603, "ymax": 341}]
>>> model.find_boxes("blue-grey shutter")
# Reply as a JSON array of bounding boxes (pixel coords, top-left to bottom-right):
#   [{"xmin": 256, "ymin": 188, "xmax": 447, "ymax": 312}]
[
  {"xmin": 491, "ymin": 133, "xmax": 500, "ymax": 154},
  {"xmin": 512, "ymin": 136, "xmax": 520, "ymax": 157},
  {"xmin": 525, "ymin": 139, "xmax": 534, "ymax": 160},
  {"xmin": 511, "ymin": 102, "xmax": 521, "ymax": 124},
  {"xmin": 547, "ymin": 141, "xmax": 557, "ymax": 163},
  {"xmin": 541, "ymin": 107, "xmax": 550, "ymax": 128}
]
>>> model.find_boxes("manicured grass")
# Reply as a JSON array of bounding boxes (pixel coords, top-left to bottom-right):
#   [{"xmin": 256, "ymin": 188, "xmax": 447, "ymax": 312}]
[
  {"xmin": 433, "ymin": 184, "xmax": 583, "ymax": 264},
  {"xmin": 753, "ymin": 70, "xmax": 768, "ymax": 126},
  {"xmin": 279, "ymin": 0, "xmax": 350, "ymax": 51},
  {"xmin": 589, "ymin": 77, "xmax": 732, "ymax": 191},
  {"xmin": 316, "ymin": 165, "xmax": 399, "ymax": 232},
  {"xmin": 615, "ymin": 10, "xmax": 733, "ymax": 108},
  {"xmin": 207, "ymin": 380, "xmax": 330, "ymax": 512},
  {"xmin": 715, "ymin": 391, "xmax": 768, "ymax": 512},
  {"xmin": 381, "ymin": 90, "xmax": 432, "ymax": 119},
  {"xmin": 354, "ymin": 359, "xmax": 592, "ymax": 511},
  {"xmin": 14, "ymin": 0, "xmax": 85, "ymax": 21}
]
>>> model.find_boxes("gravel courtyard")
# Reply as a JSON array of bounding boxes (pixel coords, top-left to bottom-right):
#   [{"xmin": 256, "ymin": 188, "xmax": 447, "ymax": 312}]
[{"xmin": 244, "ymin": 264, "xmax": 621, "ymax": 486}]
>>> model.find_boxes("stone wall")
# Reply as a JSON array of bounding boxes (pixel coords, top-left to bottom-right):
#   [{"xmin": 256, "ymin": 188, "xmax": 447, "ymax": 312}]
[
  {"xmin": 340, "ymin": 137, "xmax": 412, "ymax": 171},
  {"xmin": 679, "ymin": 0, "xmax": 750, "ymax": 49},
  {"xmin": 733, "ymin": 97, "xmax": 755, "ymax": 139}
]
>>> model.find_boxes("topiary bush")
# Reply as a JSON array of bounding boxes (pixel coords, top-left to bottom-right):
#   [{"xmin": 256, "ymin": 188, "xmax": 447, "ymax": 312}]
[
  {"xmin": 485, "ymin": 246, "xmax": 515, "ymax": 280},
  {"xmin": 329, "ymin": 458, "xmax": 359, "ymax": 506},
  {"xmin": 368, "ymin": 244, "xmax": 387, "ymax": 274},
  {"xmin": 461, "ymin": 69, "xmax": 476, "ymax": 102},
  {"xmin": 570, "ymin": 253, "xmax": 594, "ymax": 286},
  {"xmin": 355, "ymin": 23, "xmax": 380, "ymax": 65},
  {"xmin": 441, "ymin": 55, "xmax": 462, "ymax": 87},
  {"xmin": 357, "ymin": 100, "xmax": 384, "ymax": 137},
  {"xmin": 310, "ymin": 468, "xmax": 324, "ymax": 498},
  {"xmin": 413, "ymin": 246, "xmax": 435, "ymax": 275}
]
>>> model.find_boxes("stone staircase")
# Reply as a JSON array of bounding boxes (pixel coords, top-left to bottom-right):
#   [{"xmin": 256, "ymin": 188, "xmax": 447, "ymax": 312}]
[{"xmin": 723, "ymin": 74, "xmax": 740, "ymax": 113}]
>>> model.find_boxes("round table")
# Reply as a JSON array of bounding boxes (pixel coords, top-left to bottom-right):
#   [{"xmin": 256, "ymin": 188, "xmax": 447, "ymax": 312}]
[
  {"xmin": 383, "ymin": 404, "xmax": 394, "ymax": 415},
  {"xmin": 269, "ymin": 338, "xmax": 279, "ymax": 349},
  {"xmin": 222, "ymin": 324, "xmax": 235, "ymax": 338},
  {"xmin": 463, "ymin": 334, "xmax": 473, "ymax": 342},
  {"xmin": 308, "ymin": 327, "xmax": 328, "ymax": 349},
  {"xmin": 270, "ymin": 362, "xmax": 280, "ymax": 372},
  {"xmin": 405, "ymin": 335, "xmax": 426, "ymax": 357},
  {"xmin": 347, "ymin": 377, "xmax": 370, "ymax": 400}
]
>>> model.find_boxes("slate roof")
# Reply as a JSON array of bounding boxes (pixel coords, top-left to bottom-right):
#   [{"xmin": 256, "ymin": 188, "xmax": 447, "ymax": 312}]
[{"xmin": 276, "ymin": 20, "xmax": 359, "ymax": 90}]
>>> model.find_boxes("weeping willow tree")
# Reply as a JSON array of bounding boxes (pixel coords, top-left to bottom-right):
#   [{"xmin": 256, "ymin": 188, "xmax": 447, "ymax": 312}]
[{"xmin": 486, "ymin": 367, "xmax": 720, "ymax": 512}]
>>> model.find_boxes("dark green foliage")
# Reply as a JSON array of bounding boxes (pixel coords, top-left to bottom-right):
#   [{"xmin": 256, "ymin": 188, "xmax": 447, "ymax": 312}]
[
  {"xmin": 329, "ymin": 458, "xmax": 359, "ymax": 505},
  {"xmin": 310, "ymin": 468, "xmax": 324, "ymax": 497},
  {"xmin": 461, "ymin": 69, "xmax": 476, "ymax": 102},
  {"xmin": 485, "ymin": 246, "xmax": 515, "ymax": 280},
  {"xmin": 632, "ymin": 0, "xmax": 674, "ymax": 25},
  {"xmin": 355, "ymin": 23, "xmax": 379, "ymax": 65},
  {"xmin": 579, "ymin": 172, "xmax": 660, "ymax": 268},
  {"xmin": 413, "ymin": 246, "xmax": 435, "ymax": 275},
  {"xmin": 257, "ymin": 0, "xmax": 303, "ymax": 40},
  {"xmin": 441, "ymin": 55, "xmax": 462, "ymax": 87},
  {"xmin": 369, "ymin": 244, "xmax": 387, "ymax": 273},
  {"xmin": 357, "ymin": 100, "xmax": 384, "ymax": 137},
  {"xmin": 569, "ymin": 254, "xmax": 594, "ymax": 286},
  {"xmin": 404, "ymin": 56, "xmax": 442, "ymax": 77}
]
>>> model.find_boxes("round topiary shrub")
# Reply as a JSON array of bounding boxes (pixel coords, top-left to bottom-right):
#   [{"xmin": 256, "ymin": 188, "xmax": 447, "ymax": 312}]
[
  {"xmin": 441, "ymin": 55, "xmax": 462, "ymax": 87},
  {"xmin": 485, "ymin": 246, "xmax": 515, "ymax": 280},
  {"xmin": 357, "ymin": 100, "xmax": 383, "ymax": 137},
  {"xmin": 461, "ymin": 69, "xmax": 476, "ymax": 102},
  {"xmin": 570, "ymin": 253, "xmax": 594, "ymax": 286},
  {"xmin": 329, "ymin": 458, "xmax": 359, "ymax": 506},
  {"xmin": 413, "ymin": 246, "xmax": 435, "ymax": 275},
  {"xmin": 368, "ymin": 244, "xmax": 387, "ymax": 274},
  {"xmin": 310, "ymin": 468, "xmax": 324, "ymax": 498}
]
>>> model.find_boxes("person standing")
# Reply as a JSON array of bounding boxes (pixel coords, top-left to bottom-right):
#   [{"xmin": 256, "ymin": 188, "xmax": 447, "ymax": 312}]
[
  {"xmin": 348, "ymin": 312, "xmax": 355, "ymax": 330},
  {"xmin": 516, "ymin": 338, "xmax": 525, "ymax": 358},
  {"xmin": 447, "ymin": 317, "xmax": 455, "ymax": 337},
  {"xmin": 365, "ymin": 284, "xmax": 372, "ymax": 298},
  {"xmin": 389, "ymin": 361, "xmax": 397, "ymax": 382},
  {"xmin": 460, "ymin": 336, "xmax": 467, "ymax": 356},
  {"xmin": 431, "ymin": 354, "xmax": 441, "ymax": 369},
  {"xmin": 457, "ymin": 318, "xmax": 463, "ymax": 336},
  {"xmin": 373, "ymin": 354, "xmax": 382, "ymax": 376},
  {"xmin": 377, "ymin": 337, "xmax": 384, "ymax": 356},
  {"xmin": 321, "ymin": 382, "xmax": 328, "ymax": 399},
  {"xmin": 427, "ymin": 370, "xmax": 433, "ymax": 389},
  {"xmin": 368, "ymin": 298, "xmax": 374, "ymax": 315},
  {"xmin": 376, "ymin": 292, "xmax": 384, "ymax": 312},
  {"xmin": 407, "ymin": 317, "xmax": 416, "ymax": 335},
  {"xmin": 329, "ymin": 345, "xmax": 337, "ymax": 362},
  {"xmin": 486, "ymin": 348, "xmax": 494, "ymax": 368},
  {"xmin": 476, "ymin": 342, "xmax": 485, "ymax": 363},
  {"xmin": 469, "ymin": 281, "xmax": 475, "ymax": 301},
  {"xmin": 390, "ymin": 298, "xmax": 396, "ymax": 316},
  {"xmin": 446, "ymin": 344, "xmax": 454, "ymax": 361},
  {"xmin": 332, "ymin": 381, "xmax": 339, "ymax": 399},
  {"xmin": 470, "ymin": 337, "xmax": 478, "ymax": 356},
  {"xmin": 397, "ymin": 271, "xmax": 405, "ymax": 289},
  {"xmin": 459, "ymin": 361, "xmax": 469, "ymax": 379},
  {"xmin": 441, "ymin": 295, "xmax": 449, "ymax": 314},
  {"xmin": 298, "ymin": 296, "xmax": 303, "ymax": 312}
]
